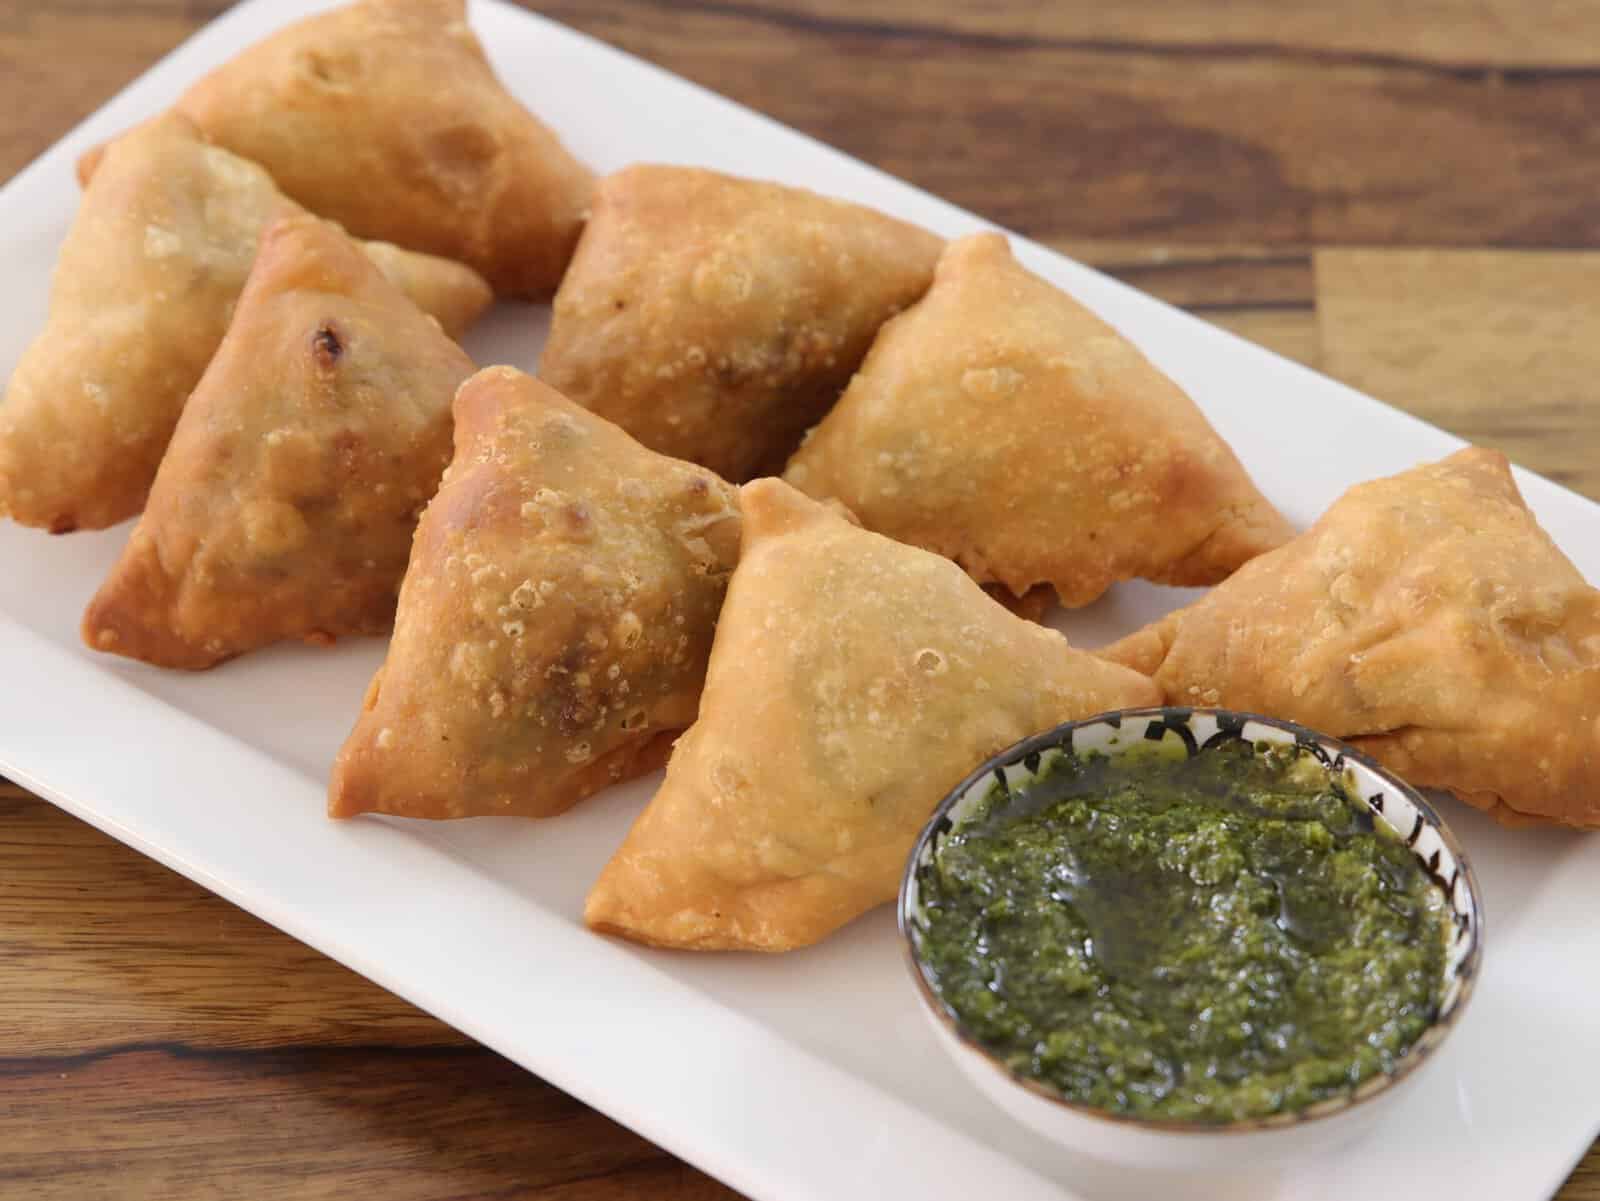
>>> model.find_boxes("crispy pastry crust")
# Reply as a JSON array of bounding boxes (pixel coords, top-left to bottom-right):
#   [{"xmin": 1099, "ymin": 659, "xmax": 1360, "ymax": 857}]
[
  {"xmin": 541, "ymin": 164, "xmax": 943, "ymax": 482},
  {"xmin": 1, "ymin": 112, "xmax": 490, "ymax": 533},
  {"xmin": 1101, "ymin": 448, "xmax": 1600, "ymax": 829},
  {"xmin": 329, "ymin": 367, "xmax": 742, "ymax": 820},
  {"xmin": 784, "ymin": 232, "xmax": 1294, "ymax": 606},
  {"xmin": 81, "ymin": 214, "xmax": 477, "ymax": 669},
  {"xmin": 164, "ymin": 0, "xmax": 592, "ymax": 297},
  {"xmin": 585, "ymin": 479, "xmax": 1161, "ymax": 951}
]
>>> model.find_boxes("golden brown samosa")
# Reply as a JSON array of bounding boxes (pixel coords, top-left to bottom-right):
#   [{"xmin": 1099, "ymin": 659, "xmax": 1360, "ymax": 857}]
[
  {"xmin": 540, "ymin": 165, "xmax": 943, "ymax": 482},
  {"xmin": 1102, "ymin": 448, "xmax": 1600, "ymax": 830},
  {"xmin": 0, "ymin": 112, "xmax": 490, "ymax": 534},
  {"xmin": 359, "ymin": 240, "xmax": 492, "ymax": 343},
  {"xmin": 585, "ymin": 479, "xmax": 1161, "ymax": 952},
  {"xmin": 163, "ymin": 0, "xmax": 592, "ymax": 297},
  {"xmin": 81, "ymin": 214, "xmax": 476, "ymax": 670},
  {"xmin": 328, "ymin": 367, "xmax": 742, "ymax": 821},
  {"xmin": 784, "ymin": 232, "xmax": 1294, "ymax": 607}
]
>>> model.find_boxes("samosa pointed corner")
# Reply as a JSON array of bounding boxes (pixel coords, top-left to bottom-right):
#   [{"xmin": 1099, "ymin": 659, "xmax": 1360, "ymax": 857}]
[
  {"xmin": 1100, "ymin": 446, "xmax": 1600, "ymax": 829},
  {"xmin": 171, "ymin": 0, "xmax": 594, "ymax": 297},
  {"xmin": 1, "ymin": 113, "xmax": 498, "ymax": 534},
  {"xmin": 585, "ymin": 479, "xmax": 1160, "ymax": 953},
  {"xmin": 783, "ymin": 231, "xmax": 1295, "ymax": 607},
  {"xmin": 326, "ymin": 366, "xmax": 741, "ymax": 821},
  {"xmin": 81, "ymin": 213, "xmax": 476, "ymax": 669}
]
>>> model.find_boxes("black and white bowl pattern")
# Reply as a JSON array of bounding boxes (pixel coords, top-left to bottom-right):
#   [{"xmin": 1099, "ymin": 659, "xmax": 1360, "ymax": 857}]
[{"xmin": 899, "ymin": 707, "xmax": 1485, "ymax": 1169}]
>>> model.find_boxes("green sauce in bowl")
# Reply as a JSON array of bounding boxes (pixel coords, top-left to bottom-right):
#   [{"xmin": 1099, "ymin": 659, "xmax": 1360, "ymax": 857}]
[{"xmin": 915, "ymin": 737, "xmax": 1451, "ymax": 1124}]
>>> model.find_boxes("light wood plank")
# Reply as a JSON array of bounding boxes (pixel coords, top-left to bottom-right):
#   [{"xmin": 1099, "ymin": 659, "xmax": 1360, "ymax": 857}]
[{"xmin": 1316, "ymin": 248, "xmax": 1600, "ymax": 500}]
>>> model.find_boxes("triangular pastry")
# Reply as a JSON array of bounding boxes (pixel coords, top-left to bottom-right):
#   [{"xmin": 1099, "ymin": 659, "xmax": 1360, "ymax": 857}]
[
  {"xmin": 1102, "ymin": 448, "xmax": 1600, "ymax": 829},
  {"xmin": 165, "ymin": 0, "xmax": 592, "ymax": 297},
  {"xmin": 1, "ymin": 112, "xmax": 490, "ymax": 533},
  {"xmin": 82, "ymin": 214, "xmax": 477, "ymax": 669},
  {"xmin": 585, "ymin": 478, "xmax": 1161, "ymax": 951},
  {"xmin": 541, "ymin": 164, "xmax": 943, "ymax": 482},
  {"xmin": 784, "ymin": 232, "xmax": 1294, "ymax": 606},
  {"xmin": 329, "ymin": 367, "xmax": 742, "ymax": 820}
]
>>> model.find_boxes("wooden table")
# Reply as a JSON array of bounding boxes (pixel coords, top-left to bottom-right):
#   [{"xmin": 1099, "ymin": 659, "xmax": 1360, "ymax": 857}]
[{"xmin": 3, "ymin": 2, "xmax": 1597, "ymax": 1197}]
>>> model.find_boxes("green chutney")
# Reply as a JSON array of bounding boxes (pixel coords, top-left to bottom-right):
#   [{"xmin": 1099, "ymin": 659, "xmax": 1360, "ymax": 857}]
[{"xmin": 916, "ymin": 738, "xmax": 1449, "ymax": 1123}]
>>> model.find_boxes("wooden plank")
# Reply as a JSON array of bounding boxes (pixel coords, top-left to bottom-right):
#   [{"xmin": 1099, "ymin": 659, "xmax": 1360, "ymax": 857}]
[
  {"xmin": 582, "ymin": 1, "xmax": 1600, "ymax": 70},
  {"xmin": 1046, "ymin": 241, "xmax": 1314, "ymax": 311},
  {"xmin": 1316, "ymin": 248, "xmax": 1600, "ymax": 500},
  {"xmin": 6, "ymin": 4, "xmax": 1600, "ymax": 251},
  {"xmin": 0, "ymin": 1041, "xmax": 739, "ymax": 1201},
  {"xmin": 0, "ymin": 789, "xmax": 746, "ymax": 1201},
  {"xmin": 0, "ymin": 789, "xmax": 457, "ymax": 1054},
  {"xmin": 9, "ymin": 0, "xmax": 1600, "ymax": 76},
  {"xmin": 0, "ymin": 8, "xmax": 217, "ymax": 181},
  {"xmin": 1568, "ymin": 1156, "xmax": 1600, "ymax": 1201},
  {"xmin": 537, "ymin": 2, "xmax": 1600, "ymax": 249}
]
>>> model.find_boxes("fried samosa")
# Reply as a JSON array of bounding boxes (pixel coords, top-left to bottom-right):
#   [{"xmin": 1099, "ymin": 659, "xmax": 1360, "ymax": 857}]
[
  {"xmin": 540, "ymin": 165, "xmax": 943, "ymax": 482},
  {"xmin": 1102, "ymin": 448, "xmax": 1600, "ymax": 829},
  {"xmin": 359, "ymin": 240, "xmax": 493, "ymax": 343},
  {"xmin": 784, "ymin": 232, "xmax": 1294, "ymax": 607},
  {"xmin": 0, "ymin": 112, "xmax": 491, "ymax": 534},
  {"xmin": 81, "ymin": 214, "xmax": 476, "ymax": 670},
  {"xmin": 159, "ymin": 0, "xmax": 592, "ymax": 297},
  {"xmin": 328, "ymin": 366, "xmax": 742, "ymax": 820},
  {"xmin": 584, "ymin": 479, "xmax": 1161, "ymax": 952}
]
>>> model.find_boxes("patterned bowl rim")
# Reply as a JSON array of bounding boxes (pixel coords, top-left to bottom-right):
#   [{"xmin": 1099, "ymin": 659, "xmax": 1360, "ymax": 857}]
[{"xmin": 897, "ymin": 705, "xmax": 1487, "ymax": 1136}]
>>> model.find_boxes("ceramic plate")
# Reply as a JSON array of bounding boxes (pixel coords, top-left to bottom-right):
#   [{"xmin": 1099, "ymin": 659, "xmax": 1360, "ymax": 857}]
[{"xmin": 2, "ymin": 3, "xmax": 1596, "ymax": 1199}]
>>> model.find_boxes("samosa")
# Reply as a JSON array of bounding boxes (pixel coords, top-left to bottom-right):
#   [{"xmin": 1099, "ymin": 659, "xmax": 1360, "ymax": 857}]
[
  {"xmin": 1, "ymin": 112, "xmax": 490, "ymax": 534},
  {"xmin": 784, "ymin": 233, "xmax": 1294, "ymax": 606},
  {"xmin": 359, "ymin": 240, "xmax": 493, "ymax": 343},
  {"xmin": 82, "ymin": 214, "xmax": 477, "ymax": 669},
  {"xmin": 541, "ymin": 164, "xmax": 943, "ymax": 482},
  {"xmin": 1102, "ymin": 448, "xmax": 1600, "ymax": 829},
  {"xmin": 329, "ymin": 367, "xmax": 742, "ymax": 820},
  {"xmin": 137, "ymin": 0, "xmax": 594, "ymax": 297},
  {"xmin": 585, "ymin": 479, "xmax": 1160, "ymax": 952}
]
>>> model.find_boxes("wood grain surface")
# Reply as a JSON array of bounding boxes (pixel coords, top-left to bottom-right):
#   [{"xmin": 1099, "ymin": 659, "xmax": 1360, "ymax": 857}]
[{"xmin": 2, "ymin": 2, "xmax": 1597, "ymax": 1199}]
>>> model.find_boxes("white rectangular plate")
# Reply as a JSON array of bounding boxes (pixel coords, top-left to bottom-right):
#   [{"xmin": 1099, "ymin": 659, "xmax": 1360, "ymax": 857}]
[{"xmin": 3, "ymin": 3, "xmax": 1597, "ymax": 1199}]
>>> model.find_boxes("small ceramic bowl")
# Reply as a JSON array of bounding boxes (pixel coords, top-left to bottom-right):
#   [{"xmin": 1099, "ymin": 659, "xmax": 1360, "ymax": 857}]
[{"xmin": 899, "ymin": 707, "xmax": 1484, "ymax": 1171}]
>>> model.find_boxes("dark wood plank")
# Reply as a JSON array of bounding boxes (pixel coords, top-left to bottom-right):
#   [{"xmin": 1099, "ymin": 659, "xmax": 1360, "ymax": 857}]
[
  {"xmin": 0, "ymin": 1040, "xmax": 736, "ymax": 1201},
  {"xmin": 1569, "ymin": 1155, "xmax": 1600, "ymax": 1201},
  {"xmin": 537, "ymin": 1, "xmax": 1600, "ymax": 249},
  {"xmin": 1047, "ymin": 241, "xmax": 1314, "ymax": 311},
  {"xmin": 8, "ymin": 2, "xmax": 1600, "ymax": 250},
  {"xmin": 0, "ymin": 787, "xmax": 743, "ymax": 1200},
  {"xmin": 593, "ymin": 1, "xmax": 1600, "ymax": 69}
]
